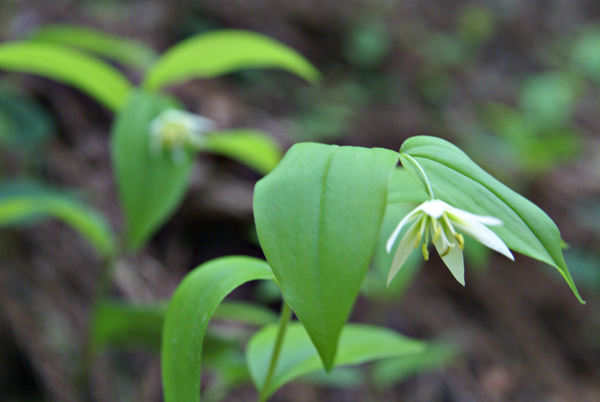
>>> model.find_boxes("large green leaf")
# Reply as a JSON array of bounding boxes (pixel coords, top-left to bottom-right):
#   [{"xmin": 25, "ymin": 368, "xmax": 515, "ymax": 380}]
[
  {"xmin": 202, "ymin": 129, "xmax": 282, "ymax": 174},
  {"xmin": 143, "ymin": 30, "xmax": 320, "ymax": 91},
  {"xmin": 161, "ymin": 256, "xmax": 275, "ymax": 402},
  {"xmin": 0, "ymin": 180, "xmax": 115, "ymax": 256},
  {"xmin": 111, "ymin": 90, "xmax": 192, "ymax": 250},
  {"xmin": 246, "ymin": 322, "xmax": 426, "ymax": 399},
  {"xmin": 254, "ymin": 143, "xmax": 399, "ymax": 370},
  {"xmin": 31, "ymin": 24, "xmax": 158, "ymax": 70},
  {"xmin": 400, "ymin": 136, "xmax": 584, "ymax": 303},
  {"xmin": 387, "ymin": 167, "xmax": 429, "ymax": 204},
  {"xmin": 0, "ymin": 42, "xmax": 132, "ymax": 111}
]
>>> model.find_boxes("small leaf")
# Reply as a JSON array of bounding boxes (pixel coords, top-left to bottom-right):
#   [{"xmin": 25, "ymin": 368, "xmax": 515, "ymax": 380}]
[
  {"xmin": 246, "ymin": 322, "xmax": 426, "ymax": 399},
  {"xmin": 202, "ymin": 129, "xmax": 282, "ymax": 174},
  {"xmin": 143, "ymin": 30, "xmax": 320, "ymax": 91},
  {"xmin": 111, "ymin": 90, "xmax": 191, "ymax": 250},
  {"xmin": 400, "ymin": 136, "xmax": 584, "ymax": 303},
  {"xmin": 371, "ymin": 342, "xmax": 460, "ymax": 388},
  {"xmin": 0, "ymin": 180, "xmax": 115, "ymax": 256},
  {"xmin": 31, "ymin": 24, "xmax": 158, "ymax": 70},
  {"xmin": 254, "ymin": 143, "xmax": 399, "ymax": 370},
  {"xmin": 0, "ymin": 42, "xmax": 133, "ymax": 111},
  {"xmin": 161, "ymin": 256, "xmax": 274, "ymax": 402},
  {"xmin": 387, "ymin": 167, "xmax": 429, "ymax": 204},
  {"xmin": 212, "ymin": 301, "xmax": 278, "ymax": 326},
  {"xmin": 91, "ymin": 300, "xmax": 167, "ymax": 351}
]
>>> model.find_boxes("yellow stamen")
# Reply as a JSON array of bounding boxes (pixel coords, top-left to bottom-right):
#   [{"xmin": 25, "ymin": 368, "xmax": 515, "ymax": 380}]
[
  {"xmin": 455, "ymin": 233, "xmax": 464, "ymax": 250},
  {"xmin": 422, "ymin": 243, "xmax": 429, "ymax": 260},
  {"xmin": 432, "ymin": 224, "xmax": 442, "ymax": 243},
  {"xmin": 439, "ymin": 245, "xmax": 451, "ymax": 257}
]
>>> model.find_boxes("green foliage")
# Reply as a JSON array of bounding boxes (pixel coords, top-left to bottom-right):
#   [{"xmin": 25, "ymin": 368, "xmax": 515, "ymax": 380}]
[
  {"xmin": 246, "ymin": 323, "xmax": 427, "ymax": 399},
  {"xmin": 143, "ymin": 30, "xmax": 320, "ymax": 91},
  {"xmin": 0, "ymin": 42, "xmax": 133, "ymax": 111},
  {"xmin": 161, "ymin": 256, "xmax": 274, "ymax": 402},
  {"xmin": 31, "ymin": 24, "xmax": 158, "ymax": 69},
  {"xmin": 0, "ymin": 85, "xmax": 55, "ymax": 151},
  {"xmin": 111, "ymin": 90, "xmax": 191, "ymax": 250},
  {"xmin": 0, "ymin": 180, "xmax": 115, "ymax": 256},
  {"xmin": 254, "ymin": 143, "xmax": 399, "ymax": 370},
  {"xmin": 400, "ymin": 136, "xmax": 584, "ymax": 303},
  {"xmin": 202, "ymin": 129, "xmax": 283, "ymax": 174}
]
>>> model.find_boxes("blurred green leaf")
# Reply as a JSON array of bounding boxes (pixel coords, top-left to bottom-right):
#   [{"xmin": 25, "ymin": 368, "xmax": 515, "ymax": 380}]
[
  {"xmin": 203, "ymin": 129, "xmax": 282, "ymax": 174},
  {"xmin": 0, "ymin": 86, "xmax": 55, "ymax": 151},
  {"xmin": 371, "ymin": 342, "xmax": 460, "ymax": 388},
  {"xmin": 111, "ymin": 90, "xmax": 191, "ymax": 250},
  {"xmin": 161, "ymin": 256, "xmax": 274, "ymax": 402},
  {"xmin": 363, "ymin": 203, "xmax": 423, "ymax": 300},
  {"xmin": 31, "ymin": 24, "xmax": 158, "ymax": 70},
  {"xmin": 254, "ymin": 143, "xmax": 399, "ymax": 370},
  {"xmin": 387, "ymin": 167, "xmax": 429, "ymax": 204},
  {"xmin": 343, "ymin": 20, "xmax": 392, "ymax": 69},
  {"xmin": 91, "ymin": 300, "xmax": 166, "ymax": 351},
  {"xmin": 572, "ymin": 26, "xmax": 600, "ymax": 83},
  {"xmin": 246, "ymin": 322, "xmax": 426, "ymax": 399},
  {"xmin": 0, "ymin": 180, "xmax": 115, "ymax": 256},
  {"xmin": 143, "ymin": 30, "xmax": 320, "ymax": 91},
  {"xmin": 212, "ymin": 301, "xmax": 277, "ymax": 326},
  {"xmin": 0, "ymin": 42, "xmax": 133, "ymax": 110},
  {"xmin": 400, "ymin": 136, "xmax": 584, "ymax": 303}
]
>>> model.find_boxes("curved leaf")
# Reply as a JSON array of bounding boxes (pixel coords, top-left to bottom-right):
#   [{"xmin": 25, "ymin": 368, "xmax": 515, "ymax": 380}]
[
  {"xmin": 161, "ymin": 256, "xmax": 275, "ymax": 402},
  {"xmin": 143, "ymin": 30, "xmax": 320, "ymax": 90},
  {"xmin": 254, "ymin": 143, "xmax": 399, "ymax": 370},
  {"xmin": 0, "ymin": 180, "xmax": 115, "ymax": 256},
  {"xmin": 111, "ymin": 90, "xmax": 190, "ymax": 250},
  {"xmin": 31, "ymin": 24, "xmax": 158, "ymax": 70},
  {"xmin": 0, "ymin": 42, "xmax": 132, "ymax": 111},
  {"xmin": 203, "ymin": 129, "xmax": 282, "ymax": 174},
  {"xmin": 400, "ymin": 136, "xmax": 584, "ymax": 303},
  {"xmin": 246, "ymin": 322, "xmax": 426, "ymax": 399}
]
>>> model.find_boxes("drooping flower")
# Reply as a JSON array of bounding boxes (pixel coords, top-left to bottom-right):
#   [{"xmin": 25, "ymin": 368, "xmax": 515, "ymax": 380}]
[
  {"xmin": 386, "ymin": 199, "xmax": 514, "ymax": 286},
  {"xmin": 149, "ymin": 109, "xmax": 215, "ymax": 163}
]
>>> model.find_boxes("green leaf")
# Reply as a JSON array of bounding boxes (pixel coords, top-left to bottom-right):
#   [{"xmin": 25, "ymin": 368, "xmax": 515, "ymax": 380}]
[
  {"xmin": 111, "ymin": 90, "xmax": 192, "ymax": 250},
  {"xmin": 30, "ymin": 24, "xmax": 158, "ymax": 70},
  {"xmin": 143, "ymin": 30, "xmax": 320, "ymax": 91},
  {"xmin": 0, "ymin": 42, "xmax": 132, "ymax": 111},
  {"xmin": 212, "ymin": 301, "xmax": 278, "ymax": 326},
  {"xmin": 91, "ymin": 300, "xmax": 166, "ymax": 351},
  {"xmin": 400, "ymin": 136, "xmax": 584, "ymax": 303},
  {"xmin": 254, "ymin": 143, "xmax": 399, "ymax": 370},
  {"xmin": 387, "ymin": 167, "xmax": 429, "ymax": 204},
  {"xmin": 0, "ymin": 180, "xmax": 115, "ymax": 256},
  {"xmin": 246, "ymin": 322, "xmax": 426, "ymax": 399},
  {"xmin": 371, "ymin": 342, "xmax": 460, "ymax": 388},
  {"xmin": 161, "ymin": 256, "xmax": 275, "ymax": 402},
  {"xmin": 202, "ymin": 129, "xmax": 283, "ymax": 174},
  {"xmin": 362, "ymin": 203, "xmax": 423, "ymax": 301}
]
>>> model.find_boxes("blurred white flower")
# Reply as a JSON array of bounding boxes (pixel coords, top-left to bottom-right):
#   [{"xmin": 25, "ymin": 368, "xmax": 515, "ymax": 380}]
[
  {"xmin": 149, "ymin": 109, "xmax": 215, "ymax": 163},
  {"xmin": 386, "ymin": 199, "xmax": 513, "ymax": 286}
]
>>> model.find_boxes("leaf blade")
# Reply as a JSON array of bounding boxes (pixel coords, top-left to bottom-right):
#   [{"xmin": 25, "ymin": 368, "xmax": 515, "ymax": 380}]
[
  {"xmin": 254, "ymin": 143, "xmax": 399, "ymax": 369},
  {"xmin": 143, "ymin": 30, "xmax": 320, "ymax": 90},
  {"xmin": 0, "ymin": 42, "xmax": 132, "ymax": 110},
  {"xmin": 161, "ymin": 256, "xmax": 275, "ymax": 402},
  {"xmin": 400, "ymin": 136, "xmax": 584, "ymax": 303}
]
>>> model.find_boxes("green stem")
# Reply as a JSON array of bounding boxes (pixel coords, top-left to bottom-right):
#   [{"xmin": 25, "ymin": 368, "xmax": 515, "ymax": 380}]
[
  {"xmin": 401, "ymin": 153, "xmax": 435, "ymax": 200},
  {"xmin": 257, "ymin": 301, "xmax": 292, "ymax": 402}
]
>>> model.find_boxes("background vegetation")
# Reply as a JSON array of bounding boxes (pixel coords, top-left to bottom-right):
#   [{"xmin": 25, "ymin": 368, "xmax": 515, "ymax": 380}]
[{"xmin": 1, "ymin": 0, "xmax": 600, "ymax": 401}]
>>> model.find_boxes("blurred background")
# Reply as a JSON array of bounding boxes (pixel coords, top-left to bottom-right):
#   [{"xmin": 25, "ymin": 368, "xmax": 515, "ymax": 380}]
[{"xmin": 1, "ymin": 0, "xmax": 600, "ymax": 401}]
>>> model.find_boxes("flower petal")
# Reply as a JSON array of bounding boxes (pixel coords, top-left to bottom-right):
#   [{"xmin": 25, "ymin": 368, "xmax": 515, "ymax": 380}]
[
  {"xmin": 386, "ymin": 204, "xmax": 423, "ymax": 253},
  {"xmin": 433, "ymin": 233, "xmax": 465, "ymax": 285},
  {"xmin": 451, "ymin": 218, "xmax": 514, "ymax": 261},
  {"xmin": 387, "ymin": 218, "xmax": 421, "ymax": 286},
  {"xmin": 445, "ymin": 205, "xmax": 502, "ymax": 226}
]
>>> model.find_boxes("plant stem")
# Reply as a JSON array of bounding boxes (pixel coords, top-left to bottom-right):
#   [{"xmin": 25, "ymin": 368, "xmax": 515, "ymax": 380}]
[
  {"xmin": 401, "ymin": 153, "xmax": 435, "ymax": 199},
  {"xmin": 257, "ymin": 301, "xmax": 292, "ymax": 402}
]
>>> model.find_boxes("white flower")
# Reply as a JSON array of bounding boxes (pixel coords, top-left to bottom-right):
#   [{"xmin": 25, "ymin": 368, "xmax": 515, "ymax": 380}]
[
  {"xmin": 149, "ymin": 109, "xmax": 215, "ymax": 163},
  {"xmin": 386, "ymin": 199, "xmax": 514, "ymax": 286}
]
